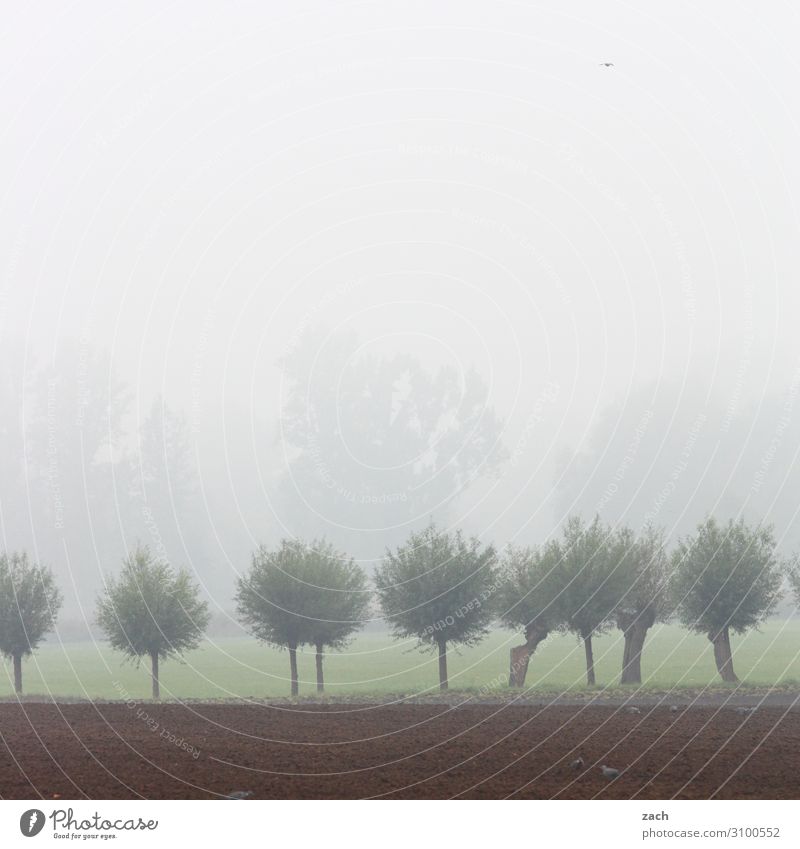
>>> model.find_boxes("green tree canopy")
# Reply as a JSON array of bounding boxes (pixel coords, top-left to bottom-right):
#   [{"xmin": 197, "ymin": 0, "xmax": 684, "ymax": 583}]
[
  {"xmin": 0, "ymin": 552, "xmax": 62, "ymax": 694},
  {"xmin": 671, "ymin": 517, "xmax": 784, "ymax": 682},
  {"xmin": 374, "ymin": 524, "xmax": 497, "ymax": 690},
  {"xmin": 556, "ymin": 516, "xmax": 630, "ymax": 686},
  {"xmin": 614, "ymin": 525, "xmax": 671, "ymax": 684},
  {"xmin": 235, "ymin": 539, "xmax": 369, "ymax": 695},
  {"xmin": 303, "ymin": 543, "xmax": 371, "ymax": 692},
  {"xmin": 497, "ymin": 540, "xmax": 566, "ymax": 687},
  {"xmin": 96, "ymin": 544, "xmax": 210, "ymax": 698}
]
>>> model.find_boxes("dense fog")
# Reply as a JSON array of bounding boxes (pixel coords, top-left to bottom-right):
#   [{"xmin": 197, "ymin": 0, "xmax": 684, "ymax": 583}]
[{"xmin": 2, "ymin": 1, "xmax": 799, "ymax": 632}]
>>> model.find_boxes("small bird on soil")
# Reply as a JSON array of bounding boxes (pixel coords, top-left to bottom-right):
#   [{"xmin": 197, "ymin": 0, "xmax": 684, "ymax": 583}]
[
  {"xmin": 570, "ymin": 757, "xmax": 585, "ymax": 770},
  {"xmin": 626, "ymin": 706, "xmax": 641, "ymax": 714},
  {"xmin": 225, "ymin": 791, "xmax": 254, "ymax": 800},
  {"xmin": 600, "ymin": 765, "xmax": 621, "ymax": 779},
  {"xmin": 670, "ymin": 705, "xmax": 680, "ymax": 713},
  {"xmin": 735, "ymin": 707, "xmax": 756, "ymax": 715}
]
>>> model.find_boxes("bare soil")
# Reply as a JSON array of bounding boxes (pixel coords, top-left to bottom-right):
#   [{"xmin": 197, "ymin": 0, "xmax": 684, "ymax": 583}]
[{"xmin": 1, "ymin": 700, "xmax": 798, "ymax": 799}]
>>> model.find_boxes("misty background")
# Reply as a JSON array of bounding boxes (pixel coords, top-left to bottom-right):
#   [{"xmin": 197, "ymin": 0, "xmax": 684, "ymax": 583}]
[{"xmin": 1, "ymin": 1, "xmax": 799, "ymax": 634}]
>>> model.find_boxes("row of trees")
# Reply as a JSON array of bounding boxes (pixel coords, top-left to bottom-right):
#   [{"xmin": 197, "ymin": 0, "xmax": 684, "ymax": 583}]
[
  {"xmin": 2, "ymin": 516, "xmax": 799, "ymax": 697},
  {"xmin": 237, "ymin": 516, "xmax": 797, "ymax": 692},
  {"xmin": 500, "ymin": 517, "xmax": 789, "ymax": 688}
]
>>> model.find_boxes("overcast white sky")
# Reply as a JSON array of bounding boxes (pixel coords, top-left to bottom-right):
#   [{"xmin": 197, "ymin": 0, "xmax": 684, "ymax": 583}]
[{"xmin": 2, "ymin": 0, "xmax": 800, "ymax": 554}]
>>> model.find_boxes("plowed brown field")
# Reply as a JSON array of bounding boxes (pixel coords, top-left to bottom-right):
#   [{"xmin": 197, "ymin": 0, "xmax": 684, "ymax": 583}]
[{"xmin": 1, "ymin": 702, "xmax": 797, "ymax": 799}]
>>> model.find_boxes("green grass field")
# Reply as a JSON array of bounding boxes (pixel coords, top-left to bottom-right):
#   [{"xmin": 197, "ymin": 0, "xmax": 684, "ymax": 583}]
[{"xmin": 3, "ymin": 621, "xmax": 799, "ymax": 700}]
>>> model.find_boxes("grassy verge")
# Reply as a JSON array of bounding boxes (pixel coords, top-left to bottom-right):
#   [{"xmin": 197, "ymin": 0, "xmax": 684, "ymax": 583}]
[{"xmin": 2, "ymin": 621, "xmax": 798, "ymax": 700}]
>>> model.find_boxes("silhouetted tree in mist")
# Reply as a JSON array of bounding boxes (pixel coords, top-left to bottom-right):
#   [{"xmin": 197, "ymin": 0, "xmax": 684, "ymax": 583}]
[
  {"xmin": 787, "ymin": 559, "xmax": 800, "ymax": 607},
  {"xmin": 553, "ymin": 381, "xmax": 800, "ymax": 559},
  {"xmin": 277, "ymin": 329, "xmax": 507, "ymax": 557},
  {"xmin": 0, "ymin": 346, "xmax": 34, "ymax": 549},
  {"xmin": 126, "ymin": 397, "xmax": 207, "ymax": 570},
  {"xmin": 23, "ymin": 343, "xmax": 130, "ymax": 620}
]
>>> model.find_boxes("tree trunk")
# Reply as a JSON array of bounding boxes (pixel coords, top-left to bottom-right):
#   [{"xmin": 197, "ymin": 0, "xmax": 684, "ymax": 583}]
[
  {"xmin": 583, "ymin": 633, "xmax": 596, "ymax": 686},
  {"xmin": 438, "ymin": 640, "xmax": 448, "ymax": 691},
  {"xmin": 289, "ymin": 642, "xmax": 299, "ymax": 696},
  {"xmin": 315, "ymin": 642, "xmax": 324, "ymax": 693},
  {"xmin": 12, "ymin": 653, "xmax": 22, "ymax": 695},
  {"xmin": 710, "ymin": 627, "xmax": 738, "ymax": 682},
  {"xmin": 150, "ymin": 652, "xmax": 160, "ymax": 700},
  {"xmin": 620, "ymin": 623, "xmax": 649, "ymax": 685},
  {"xmin": 509, "ymin": 625, "xmax": 549, "ymax": 687},
  {"xmin": 509, "ymin": 645, "xmax": 531, "ymax": 688}
]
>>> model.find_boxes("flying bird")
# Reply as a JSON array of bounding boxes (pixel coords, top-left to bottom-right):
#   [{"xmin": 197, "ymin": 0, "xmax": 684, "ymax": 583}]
[
  {"xmin": 225, "ymin": 790, "xmax": 254, "ymax": 800},
  {"xmin": 599, "ymin": 62, "xmax": 614, "ymax": 67},
  {"xmin": 570, "ymin": 757, "xmax": 585, "ymax": 770},
  {"xmin": 600, "ymin": 765, "xmax": 621, "ymax": 779}
]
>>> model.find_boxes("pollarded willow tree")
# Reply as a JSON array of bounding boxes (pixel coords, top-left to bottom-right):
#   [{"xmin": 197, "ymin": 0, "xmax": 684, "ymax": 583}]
[
  {"xmin": 671, "ymin": 517, "xmax": 784, "ymax": 683},
  {"xmin": 0, "ymin": 553, "xmax": 62, "ymax": 694},
  {"xmin": 557, "ymin": 516, "xmax": 629, "ymax": 686},
  {"xmin": 303, "ymin": 543, "xmax": 371, "ymax": 692},
  {"xmin": 615, "ymin": 526, "xmax": 672, "ymax": 685},
  {"xmin": 96, "ymin": 544, "xmax": 210, "ymax": 699},
  {"xmin": 374, "ymin": 524, "xmax": 497, "ymax": 691},
  {"xmin": 498, "ymin": 541, "xmax": 566, "ymax": 687},
  {"xmin": 235, "ymin": 539, "xmax": 369, "ymax": 695}
]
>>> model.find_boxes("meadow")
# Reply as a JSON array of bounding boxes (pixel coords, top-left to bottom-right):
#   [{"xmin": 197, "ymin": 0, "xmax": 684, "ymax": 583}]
[{"xmin": 2, "ymin": 620, "xmax": 799, "ymax": 700}]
